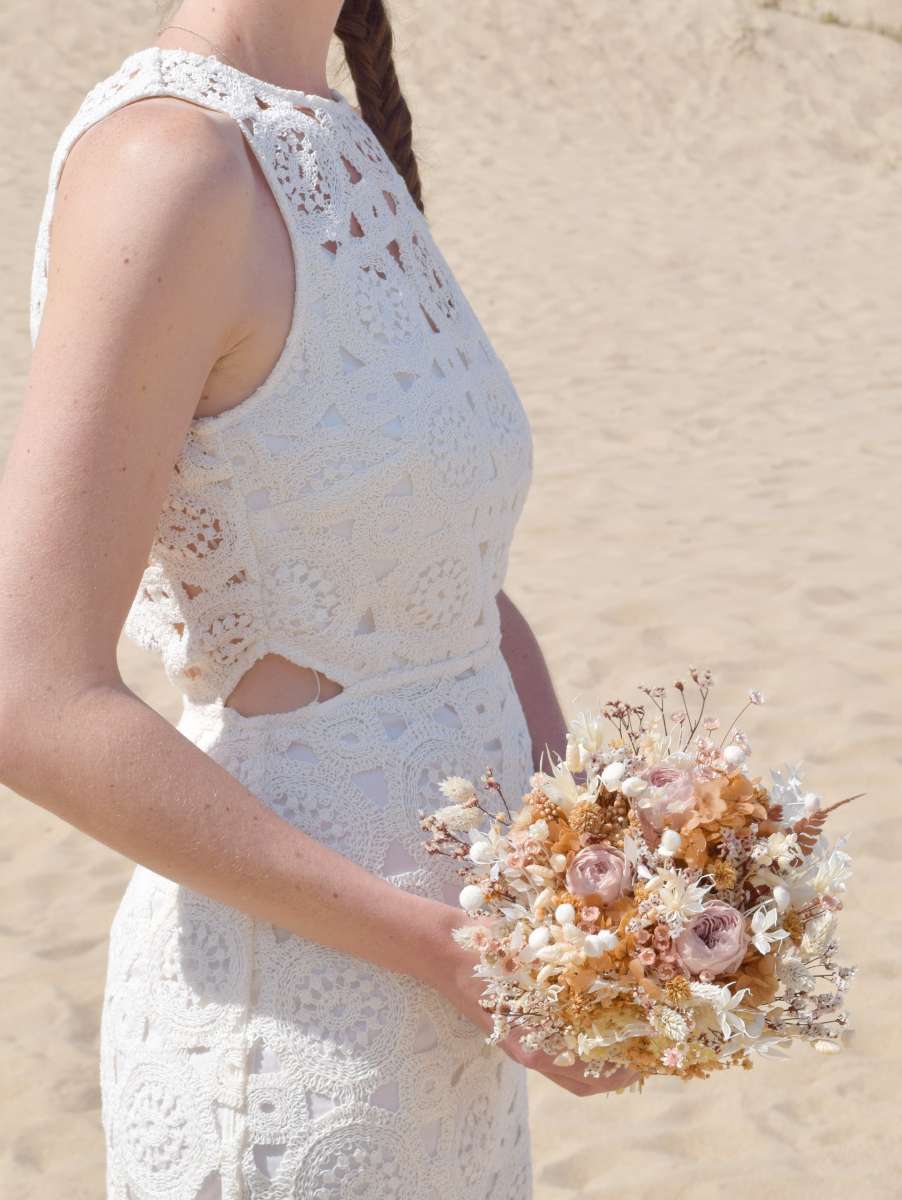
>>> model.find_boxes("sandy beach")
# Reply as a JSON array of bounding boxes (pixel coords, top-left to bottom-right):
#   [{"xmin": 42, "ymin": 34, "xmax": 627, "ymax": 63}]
[{"xmin": 1, "ymin": 1, "xmax": 900, "ymax": 1195}]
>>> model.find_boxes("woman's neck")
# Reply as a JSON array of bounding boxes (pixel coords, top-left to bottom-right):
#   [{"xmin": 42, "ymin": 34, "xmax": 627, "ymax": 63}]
[{"xmin": 157, "ymin": 0, "xmax": 344, "ymax": 97}]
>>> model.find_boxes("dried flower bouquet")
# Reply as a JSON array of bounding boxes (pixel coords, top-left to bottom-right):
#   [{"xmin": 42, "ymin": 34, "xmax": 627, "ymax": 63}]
[{"xmin": 420, "ymin": 670, "xmax": 857, "ymax": 1084}]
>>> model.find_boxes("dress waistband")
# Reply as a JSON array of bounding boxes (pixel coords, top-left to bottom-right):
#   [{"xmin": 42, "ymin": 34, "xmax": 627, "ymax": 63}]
[{"xmin": 176, "ymin": 639, "xmax": 506, "ymax": 737}]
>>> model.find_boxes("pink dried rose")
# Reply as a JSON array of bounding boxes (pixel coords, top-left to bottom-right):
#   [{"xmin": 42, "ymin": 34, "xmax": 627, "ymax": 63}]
[
  {"xmin": 565, "ymin": 845, "xmax": 631, "ymax": 905},
  {"xmin": 638, "ymin": 767, "xmax": 698, "ymax": 832},
  {"xmin": 674, "ymin": 901, "xmax": 749, "ymax": 977}
]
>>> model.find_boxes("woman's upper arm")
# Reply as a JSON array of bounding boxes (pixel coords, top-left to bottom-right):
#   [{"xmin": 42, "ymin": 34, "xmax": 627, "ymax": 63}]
[{"xmin": 0, "ymin": 101, "xmax": 254, "ymax": 711}]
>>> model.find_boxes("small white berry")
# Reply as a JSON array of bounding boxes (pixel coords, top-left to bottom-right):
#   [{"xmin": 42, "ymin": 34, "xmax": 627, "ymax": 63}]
[
  {"xmin": 621, "ymin": 776, "xmax": 648, "ymax": 799},
  {"xmin": 601, "ymin": 762, "xmax": 626, "ymax": 790},
  {"xmin": 658, "ymin": 829, "xmax": 682, "ymax": 857},
  {"xmin": 585, "ymin": 931, "xmax": 620, "ymax": 956},
  {"xmin": 459, "ymin": 885, "xmax": 485, "ymax": 912},
  {"xmin": 528, "ymin": 926, "xmax": 552, "ymax": 950}
]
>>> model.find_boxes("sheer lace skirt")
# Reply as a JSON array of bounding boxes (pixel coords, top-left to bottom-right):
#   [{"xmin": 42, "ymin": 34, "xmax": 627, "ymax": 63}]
[{"xmin": 99, "ymin": 643, "xmax": 534, "ymax": 1199}]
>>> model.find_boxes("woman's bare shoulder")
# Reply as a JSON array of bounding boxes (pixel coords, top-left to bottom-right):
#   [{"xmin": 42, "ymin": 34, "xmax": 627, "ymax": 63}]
[
  {"xmin": 2, "ymin": 100, "xmax": 259, "ymax": 694},
  {"xmin": 60, "ymin": 91, "xmax": 255, "ymax": 206},
  {"xmin": 40, "ymin": 90, "xmax": 258, "ymax": 377}
]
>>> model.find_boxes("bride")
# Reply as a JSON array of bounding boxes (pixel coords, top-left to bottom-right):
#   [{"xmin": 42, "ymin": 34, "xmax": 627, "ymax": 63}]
[{"xmin": 0, "ymin": 0, "xmax": 637, "ymax": 1195}]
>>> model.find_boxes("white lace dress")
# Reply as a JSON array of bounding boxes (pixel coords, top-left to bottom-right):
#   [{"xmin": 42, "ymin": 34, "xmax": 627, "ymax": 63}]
[{"xmin": 30, "ymin": 46, "xmax": 536, "ymax": 1200}]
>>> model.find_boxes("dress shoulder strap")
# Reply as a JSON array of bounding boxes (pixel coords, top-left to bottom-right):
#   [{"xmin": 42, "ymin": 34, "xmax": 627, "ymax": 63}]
[{"xmin": 30, "ymin": 45, "xmax": 356, "ymax": 348}]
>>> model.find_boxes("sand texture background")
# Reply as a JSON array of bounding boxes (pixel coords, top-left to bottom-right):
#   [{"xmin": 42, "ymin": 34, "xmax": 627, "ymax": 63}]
[{"xmin": 1, "ymin": 1, "xmax": 900, "ymax": 1196}]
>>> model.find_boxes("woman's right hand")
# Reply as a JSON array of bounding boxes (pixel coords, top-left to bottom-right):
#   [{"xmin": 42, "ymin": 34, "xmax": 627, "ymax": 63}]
[{"xmin": 431, "ymin": 909, "xmax": 641, "ymax": 1098}]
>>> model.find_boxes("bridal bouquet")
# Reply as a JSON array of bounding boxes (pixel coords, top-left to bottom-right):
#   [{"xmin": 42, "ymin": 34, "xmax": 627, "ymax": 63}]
[{"xmin": 420, "ymin": 669, "xmax": 858, "ymax": 1084}]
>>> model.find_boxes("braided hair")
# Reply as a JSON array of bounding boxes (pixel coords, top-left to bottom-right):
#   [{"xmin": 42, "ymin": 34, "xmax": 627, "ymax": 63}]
[{"xmin": 334, "ymin": 0, "xmax": 424, "ymax": 213}]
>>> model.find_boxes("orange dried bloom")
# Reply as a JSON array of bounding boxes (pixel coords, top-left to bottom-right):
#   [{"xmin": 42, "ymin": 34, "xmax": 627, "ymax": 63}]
[
  {"xmin": 782, "ymin": 910, "xmax": 804, "ymax": 944},
  {"xmin": 664, "ymin": 974, "xmax": 692, "ymax": 1008},
  {"xmin": 712, "ymin": 859, "xmax": 737, "ymax": 891},
  {"xmin": 735, "ymin": 950, "xmax": 779, "ymax": 1006}
]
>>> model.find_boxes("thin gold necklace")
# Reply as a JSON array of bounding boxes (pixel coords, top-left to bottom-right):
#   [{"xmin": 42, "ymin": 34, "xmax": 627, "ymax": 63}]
[{"xmin": 156, "ymin": 23, "xmax": 241, "ymax": 71}]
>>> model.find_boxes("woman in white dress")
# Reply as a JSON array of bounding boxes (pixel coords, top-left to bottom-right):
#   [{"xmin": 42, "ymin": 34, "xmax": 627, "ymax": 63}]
[{"xmin": 0, "ymin": 1, "xmax": 637, "ymax": 1196}]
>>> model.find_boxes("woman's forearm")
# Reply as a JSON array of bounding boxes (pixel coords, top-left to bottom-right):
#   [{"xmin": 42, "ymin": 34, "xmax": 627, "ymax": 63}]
[
  {"xmin": 0, "ymin": 680, "xmax": 460, "ymax": 989},
  {"xmin": 497, "ymin": 589, "xmax": 568, "ymax": 772}
]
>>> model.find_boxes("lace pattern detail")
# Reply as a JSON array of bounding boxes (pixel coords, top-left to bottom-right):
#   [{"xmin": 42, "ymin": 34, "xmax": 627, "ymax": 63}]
[
  {"xmin": 30, "ymin": 45, "xmax": 533, "ymax": 705},
  {"xmin": 100, "ymin": 647, "xmax": 534, "ymax": 1198},
  {"xmin": 32, "ymin": 44, "xmax": 537, "ymax": 1198}
]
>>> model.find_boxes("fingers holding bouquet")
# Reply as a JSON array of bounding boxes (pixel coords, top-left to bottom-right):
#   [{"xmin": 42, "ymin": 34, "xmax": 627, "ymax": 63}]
[
  {"xmin": 420, "ymin": 669, "xmax": 859, "ymax": 1087},
  {"xmin": 439, "ymin": 908, "xmax": 640, "ymax": 1096}
]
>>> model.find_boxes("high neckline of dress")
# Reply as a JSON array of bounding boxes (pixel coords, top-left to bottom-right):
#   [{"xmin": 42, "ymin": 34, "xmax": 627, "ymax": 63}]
[{"xmin": 127, "ymin": 45, "xmax": 351, "ymax": 111}]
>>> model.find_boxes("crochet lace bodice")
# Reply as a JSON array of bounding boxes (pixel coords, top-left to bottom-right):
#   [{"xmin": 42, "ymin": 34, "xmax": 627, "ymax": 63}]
[{"xmin": 29, "ymin": 46, "xmax": 534, "ymax": 704}]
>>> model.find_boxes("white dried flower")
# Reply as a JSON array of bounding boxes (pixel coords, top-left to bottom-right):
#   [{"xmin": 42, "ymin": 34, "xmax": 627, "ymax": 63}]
[
  {"xmin": 689, "ymin": 982, "xmax": 752, "ymax": 1040},
  {"xmin": 769, "ymin": 764, "xmax": 819, "ymax": 823},
  {"xmin": 813, "ymin": 1039, "xmax": 842, "ymax": 1054},
  {"xmin": 801, "ymin": 911, "xmax": 838, "ymax": 958},
  {"xmin": 750, "ymin": 905, "xmax": 790, "ymax": 955},
  {"xmin": 658, "ymin": 829, "xmax": 682, "ymax": 858},
  {"xmin": 541, "ymin": 758, "xmax": 584, "ymax": 814},
  {"xmin": 723, "ymin": 745, "xmax": 746, "ymax": 767},
  {"xmin": 621, "ymin": 775, "xmax": 648, "ymax": 799},
  {"xmin": 438, "ymin": 775, "xmax": 477, "ymax": 804},
  {"xmin": 811, "ymin": 846, "xmax": 853, "ymax": 896},
  {"xmin": 646, "ymin": 869, "xmax": 712, "ymax": 924},
  {"xmin": 650, "ymin": 1005, "xmax": 690, "ymax": 1042},
  {"xmin": 777, "ymin": 952, "xmax": 815, "ymax": 994},
  {"xmin": 555, "ymin": 903, "xmax": 576, "ymax": 926},
  {"xmin": 584, "ymin": 931, "xmax": 620, "ymax": 957},
  {"xmin": 451, "ymin": 923, "xmax": 488, "ymax": 951},
  {"xmin": 752, "ymin": 831, "xmax": 800, "ymax": 871},
  {"xmin": 568, "ymin": 709, "xmax": 609, "ymax": 754},
  {"xmin": 565, "ymin": 738, "xmax": 583, "ymax": 772},
  {"xmin": 469, "ymin": 839, "xmax": 496, "ymax": 865},
  {"xmin": 433, "ymin": 803, "xmax": 482, "ymax": 832}
]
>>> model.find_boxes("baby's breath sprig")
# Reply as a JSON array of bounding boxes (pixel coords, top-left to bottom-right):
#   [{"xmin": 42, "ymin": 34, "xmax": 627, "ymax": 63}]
[
  {"xmin": 680, "ymin": 666, "xmax": 714, "ymax": 748},
  {"xmin": 719, "ymin": 688, "xmax": 766, "ymax": 749},
  {"xmin": 481, "ymin": 766, "xmax": 512, "ymax": 823},
  {"xmin": 602, "ymin": 699, "xmax": 645, "ymax": 753},
  {"xmin": 638, "ymin": 684, "xmax": 669, "ymax": 736}
]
